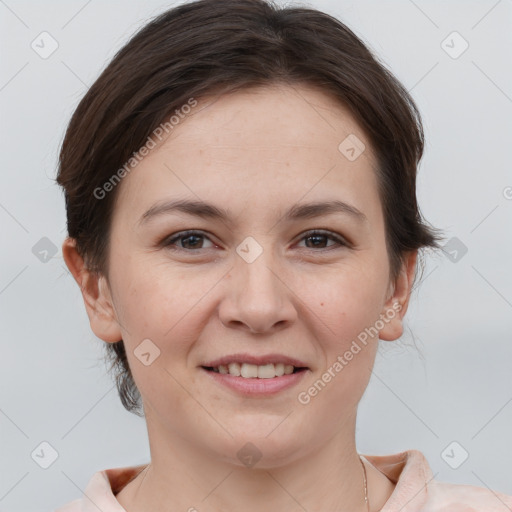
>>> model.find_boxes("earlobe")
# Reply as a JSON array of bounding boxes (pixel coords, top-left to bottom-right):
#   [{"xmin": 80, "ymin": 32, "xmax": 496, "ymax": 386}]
[
  {"xmin": 62, "ymin": 238, "xmax": 123, "ymax": 343},
  {"xmin": 378, "ymin": 250, "xmax": 418, "ymax": 342}
]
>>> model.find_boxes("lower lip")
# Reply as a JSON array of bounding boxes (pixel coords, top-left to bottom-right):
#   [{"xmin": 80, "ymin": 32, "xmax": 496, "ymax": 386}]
[{"xmin": 201, "ymin": 367, "xmax": 308, "ymax": 396}]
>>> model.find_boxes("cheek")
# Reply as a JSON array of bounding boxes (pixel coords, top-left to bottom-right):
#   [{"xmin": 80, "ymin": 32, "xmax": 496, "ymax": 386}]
[
  {"xmin": 307, "ymin": 261, "xmax": 388, "ymax": 340},
  {"xmin": 298, "ymin": 260, "xmax": 386, "ymax": 403},
  {"xmin": 301, "ymin": 279, "xmax": 381, "ymax": 413},
  {"xmin": 111, "ymin": 257, "xmax": 219, "ymax": 360},
  {"xmin": 115, "ymin": 250, "xmax": 388, "ymax": 352},
  {"xmin": 111, "ymin": 263, "xmax": 211, "ymax": 412}
]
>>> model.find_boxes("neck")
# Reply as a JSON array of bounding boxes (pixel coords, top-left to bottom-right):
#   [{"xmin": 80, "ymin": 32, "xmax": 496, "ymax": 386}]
[{"xmin": 117, "ymin": 416, "xmax": 373, "ymax": 512}]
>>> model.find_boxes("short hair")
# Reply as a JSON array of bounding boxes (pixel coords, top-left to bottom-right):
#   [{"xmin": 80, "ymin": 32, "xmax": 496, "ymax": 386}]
[{"xmin": 56, "ymin": 0, "xmax": 444, "ymax": 416}]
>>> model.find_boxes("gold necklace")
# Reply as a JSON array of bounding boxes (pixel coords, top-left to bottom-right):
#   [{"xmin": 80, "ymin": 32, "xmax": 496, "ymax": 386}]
[
  {"xmin": 359, "ymin": 455, "xmax": 370, "ymax": 511},
  {"xmin": 134, "ymin": 459, "xmax": 369, "ymax": 510}
]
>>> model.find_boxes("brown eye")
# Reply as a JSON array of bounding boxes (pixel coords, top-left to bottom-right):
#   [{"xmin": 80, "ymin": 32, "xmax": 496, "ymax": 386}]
[
  {"xmin": 164, "ymin": 230, "xmax": 215, "ymax": 251},
  {"xmin": 298, "ymin": 230, "xmax": 348, "ymax": 250}
]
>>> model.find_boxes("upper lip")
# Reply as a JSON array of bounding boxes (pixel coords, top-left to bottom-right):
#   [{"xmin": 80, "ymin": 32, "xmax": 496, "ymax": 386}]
[{"xmin": 202, "ymin": 353, "xmax": 309, "ymax": 368}]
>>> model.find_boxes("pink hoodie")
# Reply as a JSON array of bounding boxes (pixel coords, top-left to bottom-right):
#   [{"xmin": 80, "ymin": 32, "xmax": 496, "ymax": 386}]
[{"xmin": 55, "ymin": 449, "xmax": 512, "ymax": 511}]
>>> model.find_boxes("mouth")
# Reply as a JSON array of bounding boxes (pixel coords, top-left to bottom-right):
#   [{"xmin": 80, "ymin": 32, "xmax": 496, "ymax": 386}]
[
  {"xmin": 201, "ymin": 362, "xmax": 308, "ymax": 379},
  {"xmin": 200, "ymin": 360, "xmax": 309, "ymax": 396},
  {"xmin": 200, "ymin": 354, "xmax": 310, "ymax": 395}
]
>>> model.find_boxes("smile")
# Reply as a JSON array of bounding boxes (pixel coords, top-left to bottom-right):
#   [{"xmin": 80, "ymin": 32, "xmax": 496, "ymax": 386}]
[{"xmin": 203, "ymin": 362, "xmax": 307, "ymax": 379}]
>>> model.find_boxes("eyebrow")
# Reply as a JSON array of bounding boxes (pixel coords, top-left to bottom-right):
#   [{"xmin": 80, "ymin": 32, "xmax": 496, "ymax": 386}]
[{"xmin": 138, "ymin": 198, "xmax": 368, "ymax": 227}]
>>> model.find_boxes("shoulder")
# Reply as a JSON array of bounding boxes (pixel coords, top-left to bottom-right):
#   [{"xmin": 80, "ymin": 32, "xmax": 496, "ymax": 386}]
[
  {"xmin": 425, "ymin": 479, "xmax": 512, "ymax": 512},
  {"xmin": 362, "ymin": 449, "xmax": 512, "ymax": 512},
  {"xmin": 54, "ymin": 464, "xmax": 147, "ymax": 512}
]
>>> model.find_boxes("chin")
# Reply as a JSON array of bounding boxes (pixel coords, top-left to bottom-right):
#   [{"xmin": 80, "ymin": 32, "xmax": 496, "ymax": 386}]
[{"xmin": 209, "ymin": 424, "xmax": 306, "ymax": 468}]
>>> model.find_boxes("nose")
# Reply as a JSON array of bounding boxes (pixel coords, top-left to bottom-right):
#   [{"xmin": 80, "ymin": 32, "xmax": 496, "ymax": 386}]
[{"xmin": 218, "ymin": 248, "xmax": 297, "ymax": 334}]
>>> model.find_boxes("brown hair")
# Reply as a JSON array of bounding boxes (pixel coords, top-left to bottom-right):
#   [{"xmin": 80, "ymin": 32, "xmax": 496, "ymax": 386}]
[{"xmin": 56, "ymin": 0, "xmax": 444, "ymax": 416}]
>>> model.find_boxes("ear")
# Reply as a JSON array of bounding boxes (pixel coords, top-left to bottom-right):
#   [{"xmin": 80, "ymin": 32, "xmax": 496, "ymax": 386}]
[
  {"xmin": 62, "ymin": 237, "xmax": 123, "ymax": 343},
  {"xmin": 378, "ymin": 250, "xmax": 418, "ymax": 342}
]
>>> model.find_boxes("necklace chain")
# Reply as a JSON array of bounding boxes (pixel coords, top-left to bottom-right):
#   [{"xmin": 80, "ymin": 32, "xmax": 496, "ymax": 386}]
[
  {"xmin": 135, "ymin": 458, "xmax": 369, "ymax": 510},
  {"xmin": 359, "ymin": 455, "xmax": 370, "ymax": 512}
]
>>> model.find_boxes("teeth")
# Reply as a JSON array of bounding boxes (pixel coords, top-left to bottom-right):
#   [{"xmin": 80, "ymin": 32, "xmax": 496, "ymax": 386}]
[
  {"xmin": 228, "ymin": 362, "xmax": 240, "ymax": 376},
  {"xmin": 210, "ymin": 362, "xmax": 300, "ymax": 378},
  {"xmin": 275, "ymin": 363, "xmax": 285, "ymax": 376},
  {"xmin": 257, "ymin": 364, "xmax": 275, "ymax": 379},
  {"xmin": 241, "ymin": 363, "xmax": 258, "ymax": 378}
]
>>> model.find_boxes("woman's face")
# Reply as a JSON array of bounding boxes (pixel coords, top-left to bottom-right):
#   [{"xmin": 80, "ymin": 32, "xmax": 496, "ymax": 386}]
[{"xmin": 77, "ymin": 84, "xmax": 414, "ymax": 467}]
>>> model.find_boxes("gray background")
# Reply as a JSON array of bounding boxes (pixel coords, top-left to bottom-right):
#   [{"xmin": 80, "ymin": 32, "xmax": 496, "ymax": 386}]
[{"xmin": 0, "ymin": 0, "xmax": 511, "ymax": 510}]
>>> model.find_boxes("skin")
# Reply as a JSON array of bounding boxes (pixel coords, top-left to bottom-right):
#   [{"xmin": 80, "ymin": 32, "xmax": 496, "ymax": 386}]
[{"xmin": 63, "ymin": 84, "xmax": 417, "ymax": 512}]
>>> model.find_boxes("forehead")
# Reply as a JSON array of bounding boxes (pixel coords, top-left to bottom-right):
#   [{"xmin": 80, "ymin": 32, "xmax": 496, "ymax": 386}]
[{"xmin": 113, "ymin": 84, "xmax": 381, "ymax": 227}]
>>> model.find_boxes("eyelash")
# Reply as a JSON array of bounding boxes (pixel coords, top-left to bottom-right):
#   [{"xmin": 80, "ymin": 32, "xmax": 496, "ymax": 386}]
[{"xmin": 162, "ymin": 229, "xmax": 349, "ymax": 252}]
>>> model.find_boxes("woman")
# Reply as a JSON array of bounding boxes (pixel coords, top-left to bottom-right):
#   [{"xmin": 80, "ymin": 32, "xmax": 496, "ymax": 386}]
[{"xmin": 55, "ymin": 0, "xmax": 512, "ymax": 510}]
